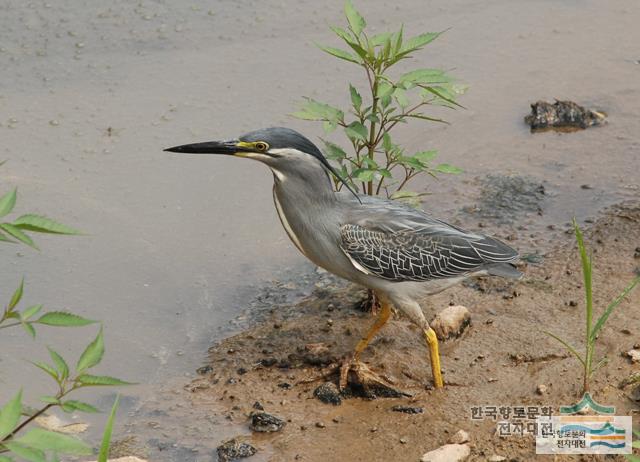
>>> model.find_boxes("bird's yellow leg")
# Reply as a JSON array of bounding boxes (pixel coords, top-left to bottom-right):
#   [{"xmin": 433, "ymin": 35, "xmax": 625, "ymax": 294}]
[
  {"xmin": 339, "ymin": 299, "xmax": 393, "ymax": 391},
  {"xmin": 424, "ymin": 327, "xmax": 444, "ymax": 388},
  {"xmin": 354, "ymin": 300, "xmax": 392, "ymax": 360}
]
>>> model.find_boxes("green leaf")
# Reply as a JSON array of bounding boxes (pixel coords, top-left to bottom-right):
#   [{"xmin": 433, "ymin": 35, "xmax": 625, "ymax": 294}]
[
  {"xmin": 292, "ymin": 98, "xmax": 344, "ymax": 123},
  {"xmin": 21, "ymin": 321, "xmax": 36, "ymax": 338},
  {"xmin": 323, "ymin": 141, "xmax": 347, "ymax": 161},
  {"xmin": 0, "ymin": 455, "xmax": 13, "ymax": 462},
  {"xmin": 60, "ymin": 400, "xmax": 99, "ymax": 414},
  {"xmin": 399, "ymin": 156, "xmax": 427, "ymax": 171},
  {"xmin": 543, "ymin": 330, "xmax": 585, "ymax": 367},
  {"xmin": 344, "ymin": 0, "xmax": 366, "ymax": 36},
  {"xmin": 393, "ymin": 25, "xmax": 404, "ymax": 54},
  {"xmin": 317, "ymin": 45, "xmax": 361, "ymax": 64},
  {"xmin": 36, "ymin": 311, "xmax": 96, "ymax": 327},
  {"xmin": 344, "ymin": 121, "xmax": 368, "ymax": 142},
  {"xmin": 433, "ymin": 163, "xmax": 463, "ymax": 174},
  {"xmin": 9, "ymin": 279, "xmax": 24, "ymax": 310},
  {"xmin": 98, "ymin": 395, "xmax": 120, "ymax": 462},
  {"xmin": 406, "ymin": 113, "xmax": 449, "ymax": 124},
  {"xmin": 3, "ymin": 442, "xmax": 45, "ymax": 462},
  {"xmin": 349, "ymin": 84, "xmax": 362, "ymax": 112},
  {"xmin": 400, "ymin": 32, "xmax": 441, "ymax": 53},
  {"xmin": 0, "ymin": 188, "xmax": 17, "ymax": 218},
  {"xmin": 21, "ymin": 305, "xmax": 43, "ymax": 321},
  {"xmin": 376, "ymin": 81, "xmax": 394, "ymax": 99},
  {"xmin": 0, "ymin": 390, "xmax": 23, "ymax": 440},
  {"xmin": 322, "ymin": 120, "xmax": 337, "ymax": 133},
  {"xmin": 421, "ymin": 85, "xmax": 465, "ymax": 109},
  {"xmin": 76, "ymin": 328, "xmax": 105, "ymax": 373},
  {"xmin": 393, "ymin": 88, "xmax": 409, "ymax": 108},
  {"xmin": 15, "ymin": 428, "xmax": 92, "ymax": 455},
  {"xmin": 31, "ymin": 361, "xmax": 59, "ymax": 383},
  {"xmin": 382, "ymin": 133, "xmax": 392, "ymax": 152},
  {"xmin": 361, "ymin": 157, "xmax": 379, "ymax": 169},
  {"xmin": 75, "ymin": 375, "xmax": 133, "ymax": 387},
  {"xmin": 399, "ymin": 69, "xmax": 450, "ymax": 88},
  {"xmin": 0, "ymin": 229, "xmax": 14, "ymax": 243},
  {"xmin": 0, "ymin": 224, "xmax": 37, "ymax": 249},
  {"xmin": 48, "ymin": 348, "xmax": 69, "ymax": 381},
  {"xmin": 38, "ymin": 396, "xmax": 60, "ymax": 405},
  {"xmin": 370, "ymin": 32, "xmax": 392, "ymax": 47},
  {"xmin": 414, "ymin": 150, "xmax": 438, "ymax": 163},
  {"xmin": 351, "ymin": 168, "xmax": 376, "ymax": 182},
  {"xmin": 11, "ymin": 215, "xmax": 80, "ymax": 235},
  {"xmin": 590, "ymin": 275, "xmax": 640, "ymax": 343}
]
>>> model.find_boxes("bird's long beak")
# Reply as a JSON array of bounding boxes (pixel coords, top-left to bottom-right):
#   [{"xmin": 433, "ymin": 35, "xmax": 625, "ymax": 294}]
[{"xmin": 164, "ymin": 140, "xmax": 244, "ymax": 155}]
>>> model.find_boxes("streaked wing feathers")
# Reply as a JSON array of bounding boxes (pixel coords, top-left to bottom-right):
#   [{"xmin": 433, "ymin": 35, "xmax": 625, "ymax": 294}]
[{"xmin": 340, "ymin": 223, "xmax": 518, "ymax": 282}]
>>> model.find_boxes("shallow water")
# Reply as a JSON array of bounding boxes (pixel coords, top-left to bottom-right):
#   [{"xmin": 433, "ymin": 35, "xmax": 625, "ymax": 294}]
[{"xmin": 1, "ymin": 0, "xmax": 639, "ymax": 457}]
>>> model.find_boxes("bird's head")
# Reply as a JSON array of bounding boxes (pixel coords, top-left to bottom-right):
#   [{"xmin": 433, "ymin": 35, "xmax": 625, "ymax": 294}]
[{"xmin": 165, "ymin": 127, "xmax": 358, "ymax": 196}]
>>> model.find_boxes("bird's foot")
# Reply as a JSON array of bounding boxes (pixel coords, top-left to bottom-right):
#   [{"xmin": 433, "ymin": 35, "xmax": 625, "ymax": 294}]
[{"xmin": 338, "ymin": 358, "xmax": 411, "ymax": 398}]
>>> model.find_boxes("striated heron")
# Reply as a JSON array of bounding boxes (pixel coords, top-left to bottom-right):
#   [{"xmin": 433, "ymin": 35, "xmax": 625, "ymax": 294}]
[{"xmin": 165, "ymin": 127, "xmax": 521, "ymax": 390}]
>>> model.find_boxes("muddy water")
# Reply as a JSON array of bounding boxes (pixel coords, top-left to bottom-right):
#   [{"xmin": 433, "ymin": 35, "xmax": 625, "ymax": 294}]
[{"xmin": 1, "ymin": 0, "xmax": 639, "ymax": 457}]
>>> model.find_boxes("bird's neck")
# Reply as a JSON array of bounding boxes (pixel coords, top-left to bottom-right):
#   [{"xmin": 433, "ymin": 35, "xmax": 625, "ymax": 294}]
[{"xmin": 270, "ymin": 161, "xmax": 338, "ymax": 208}]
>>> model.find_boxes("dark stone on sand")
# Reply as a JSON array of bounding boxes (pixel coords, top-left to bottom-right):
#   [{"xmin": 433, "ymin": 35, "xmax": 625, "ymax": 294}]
[
  {"xmin": 277, "ymin": 382, "xmax": 292, "ymax": 389},
  {"xmin": 216, "ymin": 438, "xmax": 257, "ymax": 462},
  {"xmin": 259, "ymin": 357, "xmax": 277, "ymax": 367},
  {"xmin": 252, "ymin": 401, "xmax": 264, "ymax": 410},
  {"xmin": 249, "ymin": 411, "xmax": 286, "ymax": 432},
  {"xmin": 525, "ymin": 100, "xmax": 606, "ymax": 131},
  {"xmin": 391, "ymin": 405, "xmax": 424, "ymax": 414},
  {"xmin": 196, "ymin": 365, "xmax": 213, "ymax": 375},
  {"xmin": 313, "ymin": 382, "xmax": 342, "ymax": 405}
]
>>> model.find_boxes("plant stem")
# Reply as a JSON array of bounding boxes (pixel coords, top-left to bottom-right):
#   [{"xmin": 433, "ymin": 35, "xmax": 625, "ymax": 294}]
[
  {"xmin": 365, "ymin": 67, "xmax": 379, "ymax": 196},
  {"xmin": 2, "ymin": 403, "xmax": 54, "ymax": 442}
]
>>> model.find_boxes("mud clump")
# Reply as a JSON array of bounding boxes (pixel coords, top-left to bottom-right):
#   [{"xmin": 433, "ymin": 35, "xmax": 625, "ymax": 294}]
[
  {"xmin": 525, "ymin": 100, "xmax": 606, "ymax": 131},
  {"xmin": 216, "ymin": 439, "xmax": 257, "ymax": 462},
  {"xmin": 249, "ymin": 411, "xmax": 285, "ymax": 432},
  {"xmin": 391, "ymin": 405, "xmax": 424, "ymax": 414},
  {"xmin": 313, "ymin": 382, "xmax": 342, "ymax": 405}
]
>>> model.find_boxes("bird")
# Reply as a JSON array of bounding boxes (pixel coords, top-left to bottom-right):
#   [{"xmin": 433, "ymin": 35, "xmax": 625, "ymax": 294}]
[{"xmin": 165, "ymin": 127, "xmax": 521, "ymax": 392}]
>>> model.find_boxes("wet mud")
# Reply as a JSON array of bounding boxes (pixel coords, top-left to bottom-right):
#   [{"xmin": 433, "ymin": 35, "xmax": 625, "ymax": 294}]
[{"xmin": 119, "ymin": 201, "xmax": 640, "ymax": 461}]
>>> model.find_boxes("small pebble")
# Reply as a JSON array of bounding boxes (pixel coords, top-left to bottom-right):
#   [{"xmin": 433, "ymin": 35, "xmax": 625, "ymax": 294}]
[
  {"xmin": 448, "ymin": 429, "xmax": 470, "ymax": 444},
  {"xmin": 315, "ymin": 422, "xmax": 325, "ymax": 428},
  {"xmin": 536, "ymin": 384, "xmax": 547, "ymax": 395}
]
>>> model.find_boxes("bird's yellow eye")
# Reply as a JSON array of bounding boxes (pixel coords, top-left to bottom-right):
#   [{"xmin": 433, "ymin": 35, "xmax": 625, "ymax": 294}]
[{"xmin": 254, "ymin": 142, "xmax": 269, "ymax": 152}]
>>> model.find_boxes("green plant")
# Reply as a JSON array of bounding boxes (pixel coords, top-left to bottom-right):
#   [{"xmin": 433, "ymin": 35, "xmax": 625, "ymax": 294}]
[
  {"xmin": 293, "ymin": 0, "xmax": 465, "ymax": 204},
  {"xmin": 98, "ymin": 395, "xmax": 120, "ymax": 462},
  {"xmin": 0, "ymin": 186, "xmax": 130, "ymax": 461},
  {"xmin": 545, "ymin": 219, "xmax": 640, "ymax": 394}
]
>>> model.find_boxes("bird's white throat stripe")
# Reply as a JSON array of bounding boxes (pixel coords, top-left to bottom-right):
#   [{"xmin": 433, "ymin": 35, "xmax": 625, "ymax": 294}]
[{"xmin": 272, "ymin": 188, "xmax": 307, "ymax": 257}]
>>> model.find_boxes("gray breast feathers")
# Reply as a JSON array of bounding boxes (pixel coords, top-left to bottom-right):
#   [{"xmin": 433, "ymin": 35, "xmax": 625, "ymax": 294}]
[{"xmin": 339, "ymin": 223, "xmax": 519, "ymax": 282}]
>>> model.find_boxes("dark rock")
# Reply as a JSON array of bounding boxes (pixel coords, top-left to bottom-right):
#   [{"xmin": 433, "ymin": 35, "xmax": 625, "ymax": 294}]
[
  {"xmin": 249, "ymin": 411, "xmax": 286, "ymax": 432},
  {"xmin": 196, "ymin": 365, "xmax": 213, "ymax": 375},
  {"xmin": 391, "ymin": 405, "xmax": 424, "ymax": 414},
  {"xmin": 313, "ymin": 382, "xmax": 342, "ymax": 405},
  {"xmin": 277, "ymin": 382, "xmax": 292, "ymax": 389},
  {"xmin": 216, "ymin": 438, "xmax": 257, "ymax": 462},
  {"xmin": 525, "ymin": 100, "xmax": 606, "ymax": 131},
  {"xmin": 259, "ymin": 358, "xmax": 277, "ymax": 367},
  {"xmin": 252, "ymin": 401, "xmax": 264, "ymax": 410},
  {"xmin": 237, "ymin": 367, "xmax": 248, "ymax": 375}
]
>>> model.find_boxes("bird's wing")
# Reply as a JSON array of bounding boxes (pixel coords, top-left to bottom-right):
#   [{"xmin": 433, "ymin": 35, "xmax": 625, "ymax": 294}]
[{"xmin": 338, "ymin": 202, "xmax": 518, "ymax": 282}]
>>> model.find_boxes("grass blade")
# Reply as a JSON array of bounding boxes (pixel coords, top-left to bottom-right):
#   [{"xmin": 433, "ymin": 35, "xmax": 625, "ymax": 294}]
[
  {"xmin": 543, "ymin": 330, "xmax": 585, "ymax": 367},
  {"xmin": 590, "ymin": 275, "xmax": 640, "ymax": 342},
  {"xmin": 98, "ymin": 394, "xmax": 119, "ymax": 462}
]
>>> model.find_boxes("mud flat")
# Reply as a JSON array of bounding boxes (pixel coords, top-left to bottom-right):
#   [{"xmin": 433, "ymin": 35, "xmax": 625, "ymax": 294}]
[{"xmin": 118, "ymin": 201, "xmax": 640, "ymax": 461}]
